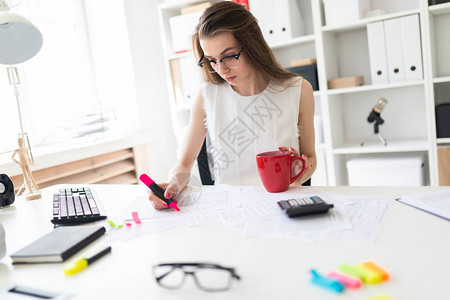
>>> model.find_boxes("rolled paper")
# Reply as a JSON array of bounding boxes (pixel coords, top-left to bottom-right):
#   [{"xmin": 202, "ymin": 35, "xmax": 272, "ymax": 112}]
[
  {"xmin": 310, "ymin": 270, "xmax": 345, "ymax": 293},
  {"xmin": 327, "ymin": 271, "xmax": 363, "ymax": 289},
  {"xmin": 361, "ymin": 261, "xmax": 390, "ymax": 281}
]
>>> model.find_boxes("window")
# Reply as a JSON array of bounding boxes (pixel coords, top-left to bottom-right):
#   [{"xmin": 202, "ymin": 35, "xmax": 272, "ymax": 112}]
[{"xmin": 0, "ymin": 0, "xmax": 138, "ymax": 155}]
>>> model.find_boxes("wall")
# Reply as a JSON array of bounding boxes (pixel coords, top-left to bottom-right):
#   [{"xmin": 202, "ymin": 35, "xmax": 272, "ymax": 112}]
[{"xmin": 124, "ymin": 0, "xmax": 178, "ymax": 182}]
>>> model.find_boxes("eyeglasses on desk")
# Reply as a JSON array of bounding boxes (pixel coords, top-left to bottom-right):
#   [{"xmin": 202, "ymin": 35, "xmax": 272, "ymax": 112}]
[{"xmin": 153, "ymin": 262, "xmax": 241, "ymax": 292}]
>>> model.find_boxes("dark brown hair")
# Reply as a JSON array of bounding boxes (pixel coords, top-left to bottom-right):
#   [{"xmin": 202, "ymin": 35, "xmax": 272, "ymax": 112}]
[{"xmin": 192, "ymin": 1, "xmax": 298, "ymax": 85}]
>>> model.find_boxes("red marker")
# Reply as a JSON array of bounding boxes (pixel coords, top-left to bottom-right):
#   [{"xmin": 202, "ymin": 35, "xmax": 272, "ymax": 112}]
[{"xmin": 139, "ymin": 174, "xmax": 180, "ymax": 211}]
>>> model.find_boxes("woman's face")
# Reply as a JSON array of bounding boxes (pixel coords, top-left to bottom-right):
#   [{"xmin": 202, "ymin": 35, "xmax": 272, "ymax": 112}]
[{"xmin": 199, "ymin": 32, "xmax": 252, "ymax": 87}]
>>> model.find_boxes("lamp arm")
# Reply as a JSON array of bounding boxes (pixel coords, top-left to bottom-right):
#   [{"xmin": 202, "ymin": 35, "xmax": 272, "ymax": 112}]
[
  {"xmin": 6, "ymin": 66, "xmax": 35, "ymax": 164},
  {"xmin": 7, "ymin": 66, "xmax": 25, "ymax": 140}
]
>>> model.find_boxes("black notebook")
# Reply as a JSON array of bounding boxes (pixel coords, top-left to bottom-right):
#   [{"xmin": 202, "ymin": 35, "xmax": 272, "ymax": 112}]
[{"xmin": 10, "ymin": 226, "xmax": 105, "ymax": 264}]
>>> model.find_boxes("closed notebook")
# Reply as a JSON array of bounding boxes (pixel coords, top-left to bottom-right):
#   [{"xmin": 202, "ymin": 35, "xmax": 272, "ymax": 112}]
[{"xmin": 10, "ymin": 226, "xmax": 105, "ymax": 264}]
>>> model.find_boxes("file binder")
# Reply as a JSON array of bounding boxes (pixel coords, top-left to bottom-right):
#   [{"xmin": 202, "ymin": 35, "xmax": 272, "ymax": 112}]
[
  {"xmin": 169, "ymin": 10, "xmax": 203, "ymax": 54},
  {"xmin": 170, "ymin": 56, "xmax": 202, "ymax": 108},
  {"xmin": 179, "ymin": 56, "xmax": 202, "ymax": 107},
  {"xmin": 250, "ymin": 0, "xmax": 276, "ymax": 44},
  {"xmin": 384, "ymin": 18, "xmax": 406, "ymax": 83},
  {"xmin": 367, "ymin": 21, "xmax": 389, "ymax": 85},
  {"xmin": 276, "ymin": 0, "xmax": 304, "ymax": 42},
  {"xmin": 249, "ymin": 0, "xmax": 304, "ymax": 44},
  {"xmin": 401, "ymin": 14, "xmax": 423, "ymax": 81}
]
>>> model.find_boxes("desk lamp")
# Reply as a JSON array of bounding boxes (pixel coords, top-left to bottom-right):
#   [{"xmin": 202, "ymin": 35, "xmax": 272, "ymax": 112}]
[{"xmin": 0, "ymin": 0, "xmax": 43, "ymax": 200}]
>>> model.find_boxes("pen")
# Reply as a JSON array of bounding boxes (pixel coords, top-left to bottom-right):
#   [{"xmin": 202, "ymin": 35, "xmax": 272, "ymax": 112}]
[
  {"xmin": 139, "ymin": 173, "xmax": 180, "ymax": 211},
  {"xmin": 63, "ymin": 246, "xmax": 112, "ymax": 276}
]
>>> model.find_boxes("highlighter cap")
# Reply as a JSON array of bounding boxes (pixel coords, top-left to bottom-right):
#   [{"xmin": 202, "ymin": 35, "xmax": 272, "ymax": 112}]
[
  {"xmin": 139, "ymin": 174, "xmax": 155, "ymax": 186},
  {"xmin": 63, "ymin": 259, "xmax": 88, "ymax": 276}
]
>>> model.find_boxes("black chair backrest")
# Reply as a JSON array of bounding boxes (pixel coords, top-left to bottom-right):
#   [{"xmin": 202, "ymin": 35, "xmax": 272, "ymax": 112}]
[{"xmin": 197, "ymin": 138, "xmax": 214, "ymax": 185}]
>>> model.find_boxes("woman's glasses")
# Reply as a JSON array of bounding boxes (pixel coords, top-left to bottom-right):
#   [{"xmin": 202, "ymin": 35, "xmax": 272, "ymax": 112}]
[
  {"xmin": 198, "ymin": 49, "xmax": 243, "ymax": 73},
  {"xmin": 153, "ymin": 263, "xmax": 241, "ymax": 292}
]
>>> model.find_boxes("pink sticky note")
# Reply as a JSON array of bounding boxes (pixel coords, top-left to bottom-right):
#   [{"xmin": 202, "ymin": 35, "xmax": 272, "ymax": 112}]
[{"xmin": 132, "ymin": 211, "xmax": 142, "ymax": 224}]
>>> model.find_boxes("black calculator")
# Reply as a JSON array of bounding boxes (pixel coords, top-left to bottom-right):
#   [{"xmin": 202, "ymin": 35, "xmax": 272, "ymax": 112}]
[{"xmin": 277, "ymin": 196, "xmax": 334, "ymax": 218}]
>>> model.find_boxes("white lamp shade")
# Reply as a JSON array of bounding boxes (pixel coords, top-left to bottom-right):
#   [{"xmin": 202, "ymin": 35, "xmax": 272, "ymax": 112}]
[{"xmin": 0, "ymin": 11, "xmax": 43, "ymax": 64}]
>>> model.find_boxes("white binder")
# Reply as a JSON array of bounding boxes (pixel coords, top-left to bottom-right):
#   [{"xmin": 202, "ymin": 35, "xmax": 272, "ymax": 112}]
[
  {"xmin": 249, "ymin": 0, "xmax": 304, "ymax": 44},
  {"xmin": 367, "ymin": 21, "xmax": 389, "ymax": 85},
  {"xmin": 249, "ymin": 0, "xmax": 276, "ymax": 44},
  {"xmin": 169, "ymin": 10, "xmax": 203, "ymax": 54},
  {"xmin": 401, "ymin": 14, "xmax": 423, "ymax": 81},
  {"xmin": 179, "ymin": 56, "xmax": 202, "ymax": 107},
  {"xmin": 276, "ymin": 0, "xmax": 304, "ymax": 42},
  {"xmin": 384, "ymin": 18, "xmax": 406, "ymax": 83}
]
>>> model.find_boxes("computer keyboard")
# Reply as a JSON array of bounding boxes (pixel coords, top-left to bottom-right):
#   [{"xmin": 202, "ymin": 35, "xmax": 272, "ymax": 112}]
[{"xmin": 52, "ymin": 187, "xmax": 107, "ymax": 225}]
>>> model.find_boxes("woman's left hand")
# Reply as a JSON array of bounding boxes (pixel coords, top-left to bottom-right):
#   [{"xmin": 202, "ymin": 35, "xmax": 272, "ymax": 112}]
[{"xmin": 278, "ymin": 146, "xmax": 313, "ymax": 184}]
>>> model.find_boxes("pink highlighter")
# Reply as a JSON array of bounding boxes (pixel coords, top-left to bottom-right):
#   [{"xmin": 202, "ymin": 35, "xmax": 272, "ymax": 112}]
[
  {"xmin": 139, "ymin": 174, "xmax": 180, "ymax": 211},
  {"xmin": 327, "ymin": 271, "xmax": 363, "ymax": 289}
]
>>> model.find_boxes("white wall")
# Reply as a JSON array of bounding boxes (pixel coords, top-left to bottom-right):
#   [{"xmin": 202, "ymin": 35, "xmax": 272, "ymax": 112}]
[{"xmin": 124, "ymin": 0, "xmax": 178, "ymax": 182}]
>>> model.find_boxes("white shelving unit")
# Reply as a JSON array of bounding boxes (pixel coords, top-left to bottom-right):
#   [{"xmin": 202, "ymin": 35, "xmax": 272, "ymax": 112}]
[{"xmin": 158, "ymin": 0, "xmax": 450, "ymax": 186}]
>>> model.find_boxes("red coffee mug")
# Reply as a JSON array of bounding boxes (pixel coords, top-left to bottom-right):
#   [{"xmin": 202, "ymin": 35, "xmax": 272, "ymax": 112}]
[{"xmin": 256, "ymin": 150, "xmax": 306, "ymax": 193}]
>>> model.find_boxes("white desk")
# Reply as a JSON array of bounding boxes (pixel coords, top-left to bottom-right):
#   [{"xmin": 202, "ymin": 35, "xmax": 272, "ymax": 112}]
[{"xmin": 1, "ymin": 184, "xmax": 449, "ymax": 300}]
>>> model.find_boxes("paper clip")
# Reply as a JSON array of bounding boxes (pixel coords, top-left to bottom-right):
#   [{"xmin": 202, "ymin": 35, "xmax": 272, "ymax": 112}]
[{"xmin": 310, "ymin": 270, "xmax": 345, "ymax": 293}]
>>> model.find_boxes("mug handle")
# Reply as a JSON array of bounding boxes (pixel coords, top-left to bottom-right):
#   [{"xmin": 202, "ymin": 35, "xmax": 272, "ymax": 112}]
[{"xmin": 290, "ymin": 156, "xmax": 306, "ymax": 184}]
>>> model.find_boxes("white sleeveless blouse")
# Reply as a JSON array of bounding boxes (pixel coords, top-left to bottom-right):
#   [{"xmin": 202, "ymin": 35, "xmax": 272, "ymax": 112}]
[{"xmin": 202, "ymin": 77, "xmax": 302, "ymax": 186}]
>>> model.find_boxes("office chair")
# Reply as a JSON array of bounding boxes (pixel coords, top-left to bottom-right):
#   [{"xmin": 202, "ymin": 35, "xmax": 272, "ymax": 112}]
[{"xmin": 197, "ymin": 137, "xmax": 214, "ymax": 185}]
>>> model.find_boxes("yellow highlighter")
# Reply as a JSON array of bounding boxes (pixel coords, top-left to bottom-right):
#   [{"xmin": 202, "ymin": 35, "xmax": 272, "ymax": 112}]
[
  {"xmin": 64, "ymin": 246, "xmax": 111, "ymax": 276},
  {"xmin": 353, "ymin": 264, "xmax": 382, "ymax": 284}
]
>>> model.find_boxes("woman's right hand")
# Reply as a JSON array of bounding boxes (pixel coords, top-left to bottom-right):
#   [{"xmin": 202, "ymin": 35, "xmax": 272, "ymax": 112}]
[
  {"xmin": 147, "ymin": 182, "xmax": 171, "ymax": 210},
  {"xmin": 147, "ymin": 173, "xmax": 189, "ymax": 210}
]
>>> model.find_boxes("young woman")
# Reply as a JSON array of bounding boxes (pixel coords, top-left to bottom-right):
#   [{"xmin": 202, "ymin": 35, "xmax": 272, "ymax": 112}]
[{"xmin": 149, "ymin": 1, "xmax": 316, "ymax": 210}]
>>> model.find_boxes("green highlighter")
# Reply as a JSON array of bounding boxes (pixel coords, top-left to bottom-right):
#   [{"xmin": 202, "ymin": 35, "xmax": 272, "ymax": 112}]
[{"xmin": 338, "ymin": 264, "xmax": 382, "ymax": 284}]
